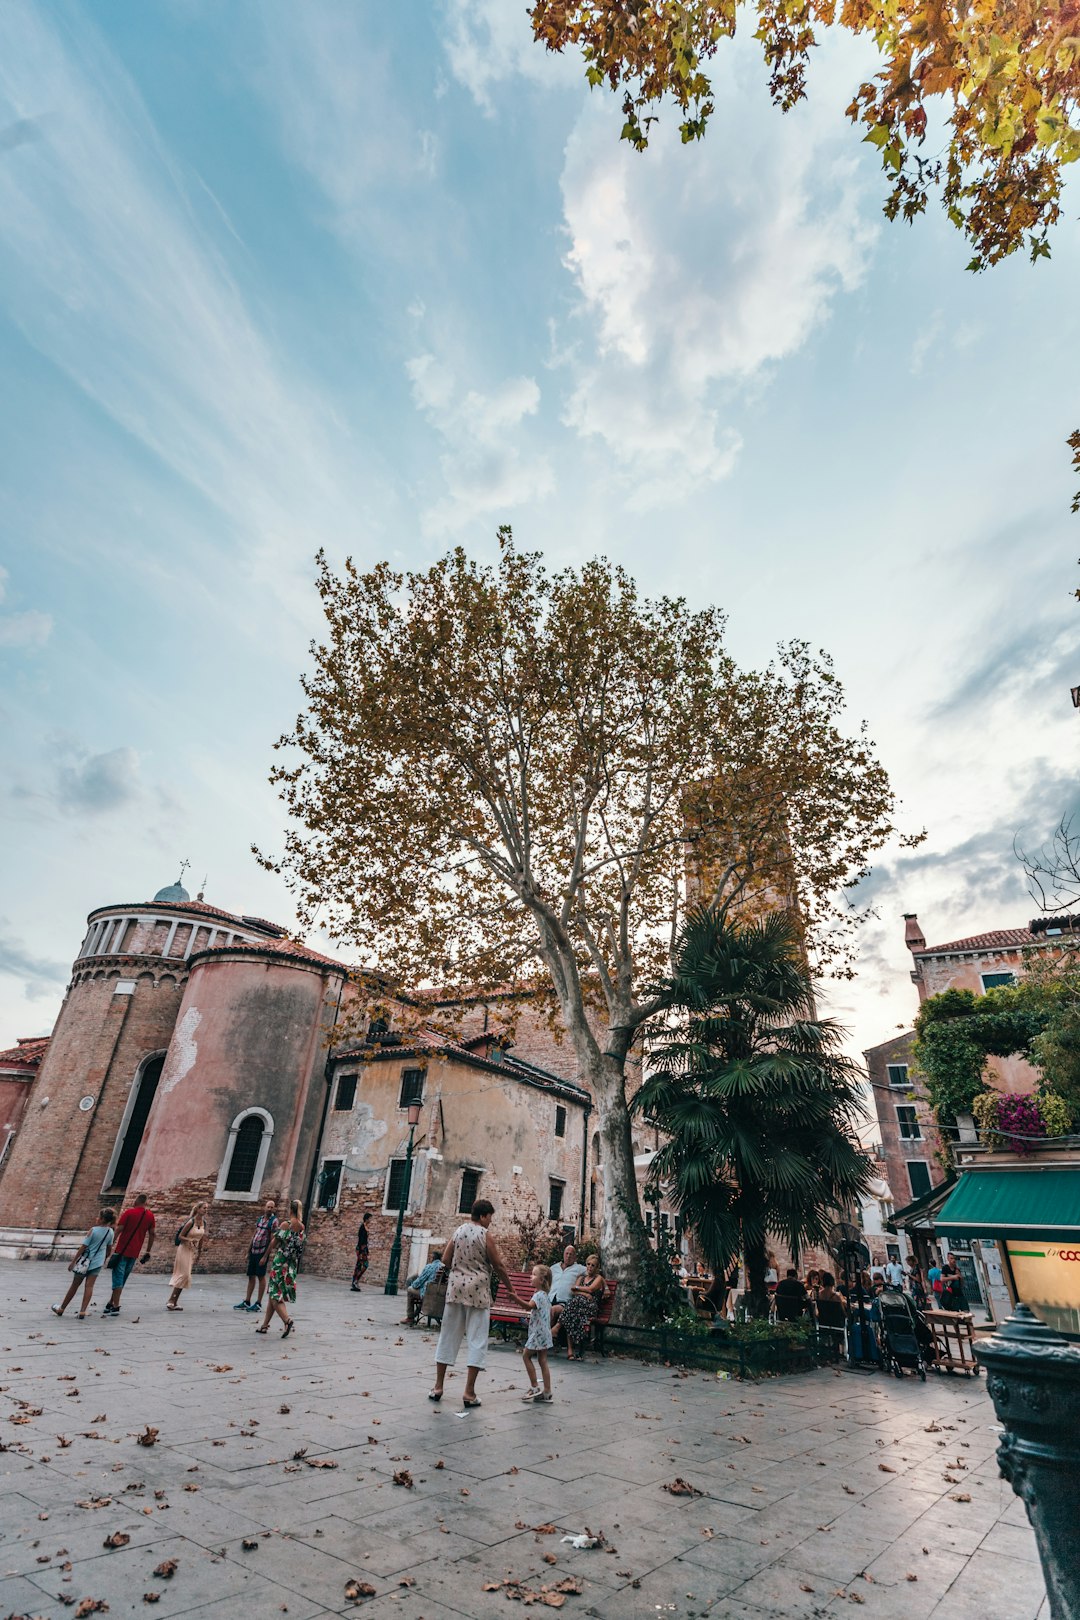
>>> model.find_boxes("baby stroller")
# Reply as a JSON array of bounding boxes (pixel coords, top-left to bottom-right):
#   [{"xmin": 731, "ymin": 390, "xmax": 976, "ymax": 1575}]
[{"xmin": 878, "ymin": 1288, "xmax": 927, "ymax": 1381}]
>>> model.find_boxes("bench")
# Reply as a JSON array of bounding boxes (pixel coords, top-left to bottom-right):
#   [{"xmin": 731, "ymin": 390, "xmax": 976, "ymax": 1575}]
[{"xmin": 490, "ymin": 1272, "xmax": 619, "ymax": 1356}]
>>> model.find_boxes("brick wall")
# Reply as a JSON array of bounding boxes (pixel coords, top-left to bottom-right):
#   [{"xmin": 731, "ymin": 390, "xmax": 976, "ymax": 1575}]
[
  {"xmin": 0, "ymin": 963, "xmax": 186, "ymax": 1234},
  {"xmin": 865, "ymin": 1031, "xmax": 946, "ymax": 1212}
]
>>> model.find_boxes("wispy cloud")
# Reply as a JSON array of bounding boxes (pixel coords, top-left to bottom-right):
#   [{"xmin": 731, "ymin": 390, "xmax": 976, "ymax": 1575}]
[
  {"xmin": 0, "ymin": 1, "xmax": 375, "ymax": 616},
  {"xmin": 440, "ymin": 0, "xmax": 577, "ymax": 113},
  {"xmin": 406, "ymin": 352, "xmax": 554, "ymax": 534},
  {"xmin": 556, "ymin": 58, "xmax": 876, "ymax": 506},
  {"xmin": 0, "ymin": 922, "xmax": 68, "ymax": 997},
  {"xmin": 0, "ymin": 566, "xmax": 51, "ymax": 648}
]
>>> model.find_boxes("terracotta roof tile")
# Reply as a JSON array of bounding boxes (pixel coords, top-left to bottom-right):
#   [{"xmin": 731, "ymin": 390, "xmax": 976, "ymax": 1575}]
[
  {"xmin": 192, "ymin": 937, "xmax": 347, "ymax": 969},
  {"xmin": 0, "ymin": 1036, "xmax": 49, "ymax": 1070},
  {"xmin": 914, "ymin": 927, "xmax": 1037, "ymax": 955}
]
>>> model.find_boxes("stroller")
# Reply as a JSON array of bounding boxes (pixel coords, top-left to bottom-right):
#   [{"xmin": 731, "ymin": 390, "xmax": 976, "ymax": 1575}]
[{"xmin": 877, "ymin": 1288, "xmax": 928, "ymax": 1381}]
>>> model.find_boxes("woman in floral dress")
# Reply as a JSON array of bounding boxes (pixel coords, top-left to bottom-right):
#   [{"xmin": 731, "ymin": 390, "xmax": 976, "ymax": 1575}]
[
  {"xmin": 561, "ymin": 1252, "xmax": 606, "ymax": 1360},
  {"xmin": 257, "ymin": 1200, "xmax": 305, "ymax": 1339}
]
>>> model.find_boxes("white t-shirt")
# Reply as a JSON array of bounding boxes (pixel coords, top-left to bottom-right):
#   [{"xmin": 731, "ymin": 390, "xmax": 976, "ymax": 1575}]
[
  {"xmin": 885, "ymin": 1261, "xmax": 905, "ymax": 1288},
  {"xmin": 550, "ymin": 1262, "xmax": 586, "ymax": 1303}
]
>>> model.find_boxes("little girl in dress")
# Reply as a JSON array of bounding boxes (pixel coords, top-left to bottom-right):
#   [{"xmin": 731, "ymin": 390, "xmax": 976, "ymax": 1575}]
[{"xmin": 521, "ymin": 1263, "xmax": 554, "ymax": 1403}]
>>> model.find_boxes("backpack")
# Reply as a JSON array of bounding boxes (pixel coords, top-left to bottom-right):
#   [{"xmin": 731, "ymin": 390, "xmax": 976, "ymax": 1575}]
[{"xmin": 174, "ymin": 1218, "xmax": 194, "ymax": 1247}]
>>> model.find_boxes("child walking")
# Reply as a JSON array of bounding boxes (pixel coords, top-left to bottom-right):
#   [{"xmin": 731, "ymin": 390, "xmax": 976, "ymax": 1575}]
[
  {"xmin": 521, "ymin": 1263, "xmax": 554, "ymax": 1404},
  {"xmin": 51, "ymin": 1210, "xmax": 116, "ymax": 1319}
]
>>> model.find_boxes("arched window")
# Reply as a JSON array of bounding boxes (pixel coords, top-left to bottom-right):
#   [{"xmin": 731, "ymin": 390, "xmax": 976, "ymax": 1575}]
[
  {"xmin": 216, "ymin": 1108, "xmax": 274, "ymax": 1201},
  {"xmin": 106, "ymin": 1052, "xmax": 166, "ymax": 1190}
]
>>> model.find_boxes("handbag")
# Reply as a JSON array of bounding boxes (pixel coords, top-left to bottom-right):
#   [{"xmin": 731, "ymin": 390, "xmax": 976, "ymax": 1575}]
[
  {"xmin": 72, "ymin": 1252, "xmax": 91, "ymax": 1276},
  {"xmin": 174, "ymin": 1219, "xmax": 193, "ymax": 1247}
]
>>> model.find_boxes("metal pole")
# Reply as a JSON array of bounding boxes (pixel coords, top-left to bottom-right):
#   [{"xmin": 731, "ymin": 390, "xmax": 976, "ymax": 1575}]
[{"xmin": 384, "ymin": 1120, "xmax": 416, "ymax": 1297}]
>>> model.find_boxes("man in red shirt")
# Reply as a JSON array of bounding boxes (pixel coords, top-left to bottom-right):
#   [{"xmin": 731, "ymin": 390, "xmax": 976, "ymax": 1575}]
[{"xmin": 103, "ymin": 1194, "xmax": 155, "ymax": 1316}]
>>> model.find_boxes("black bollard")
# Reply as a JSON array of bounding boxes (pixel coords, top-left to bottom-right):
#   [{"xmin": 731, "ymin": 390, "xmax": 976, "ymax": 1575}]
[{"xmin": 975, "ymin": 1304, "xmax": 1080, "ymax": 1620}]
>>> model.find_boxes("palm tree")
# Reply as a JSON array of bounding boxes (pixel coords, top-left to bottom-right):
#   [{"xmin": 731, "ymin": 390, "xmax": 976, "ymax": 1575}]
[{"xmin": 635, "ymin": 908, "xmax": 873, "ymax": 1317}]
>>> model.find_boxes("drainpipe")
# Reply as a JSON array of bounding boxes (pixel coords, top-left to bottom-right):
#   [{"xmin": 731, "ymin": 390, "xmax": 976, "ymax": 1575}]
[
  {"xmin": 977, "ymin": 1304, "xmax": 1080, "ymax": 1620},
  {"xmin": 578, "ymin": 1099, "xmax": 591, "ymax": 1234}
]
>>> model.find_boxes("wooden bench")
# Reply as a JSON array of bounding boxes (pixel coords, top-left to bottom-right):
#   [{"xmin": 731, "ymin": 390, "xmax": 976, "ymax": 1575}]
[{"xmin": 490, "ymin": 1272, "xmax": 619, "ymax": 1356}]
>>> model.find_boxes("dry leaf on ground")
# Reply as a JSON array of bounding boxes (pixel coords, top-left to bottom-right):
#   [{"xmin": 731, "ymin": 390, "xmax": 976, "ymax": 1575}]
[
  {"xmin": 663, "ymin": 1478, "xmax": 702, "ymax": 1497},
  {"xmin": 392, "ymin": 1469, "xmax": 414, "ymax": 1488},
  {"xmin": 136, "ymin": 1427, "xmax": 158, "ymax": 1447},
  {"xmin": 153, "ymin": 1559, "xmax": 177, "ymax": 1579},
  {"xmin": 102, "ymin": 1532, "xmax": 129, "ymax": 1549},
  {"xmin": 344, "ymin": 1577, "xmax": 377, "ymax": 1600}
]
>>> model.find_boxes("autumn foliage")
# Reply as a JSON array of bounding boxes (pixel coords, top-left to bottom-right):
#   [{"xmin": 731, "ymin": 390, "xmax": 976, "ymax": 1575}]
[{"xmin": 529, "ymin": 0, "xmax": 1080, "ymax": 269}]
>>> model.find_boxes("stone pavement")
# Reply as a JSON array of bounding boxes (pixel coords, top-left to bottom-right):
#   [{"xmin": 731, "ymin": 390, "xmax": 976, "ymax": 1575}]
[{"xmin": 0, "ymin": 1261, "xmax": 1046, "ymax": 1620}]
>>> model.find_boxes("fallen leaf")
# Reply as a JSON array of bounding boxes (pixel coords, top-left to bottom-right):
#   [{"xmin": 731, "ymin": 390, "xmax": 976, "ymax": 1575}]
[
  {"xmin": 799, "ymin": 1582, "xmax": 815, "ymax": 1593},
  {"xmin": 75, "ymin": 1603, "xmax": 110, "ymax": 1616},
  {"xmin": 75, "ymin": 1497, "xmax": 113, "ymax": 1510},
  {"xmin": 906, "ymin": 1572, "xmax": 918, "ymax": 1581},
  {"xmin": 344, "ymin": 1578, "xmax": 377, "ymax": 1600},
  {"xmin": 57, "ymin": 1435, "xmax": 72, "ymax": 1448},
  {"xmin": 102, "ymin": 1531, "xmax": 130, "ymax": 1549},
  {"xmin": 533, "ymin": 1522, "xmax": 559, "ymax": 1534},
  {"xmin": 209, "ymin": 1365, "xmax": 233, "ymax": 1373},
  {"xmin": 279, "ymin": 1403, "xmax": 290, "ymax": 1414},
  {"xmin": 950, "ymin": 1493, "xmax": 972, "ymax": 1503},
  {"xmin": 398, "ymin": 1576, "xmax": 415, "ymax": 1588},
  {"xmin": 392, "ymin": 1470, "xmax": 414, "ymax": 1488},
  {"xmin": 543, "ymin": 1553, "xmax": 557, "ymax": 1565},
  {"xmin": 459, "ymin": 1487, "xmax": 470, "ymax": 1497},
  {"xmin": 143, "ymin": 1597, "xmax": 160, "ymax": 1606},
  {"xmin": 877, "ymin": 1463, "xmax": 896, "ymax": 1473},
  {"xmin": 242, "ymin": 1538, "xmax": 259, "ymax": 1551},
  {"xmin": 292, "ymin": 1447, "xmax": 308, "ymax": 1461},
  {"xmin": 136, "ymin": 1427, "xmax": 159, "ymax": 1448},
  {"xmin": 305, "ymin": 1458, "xmax": 338, "ymax": 1470},
  {"xmin": 435, "ymin": 1459, "xmax": 445, "ymax": 1469},
  {"xmin": 663, "ymin": 1478, "xmax": 702, "ymax": 1497},
  {"xmin": 153, "ymin": 1559, "xmax": 178, "ymax": 1579}
]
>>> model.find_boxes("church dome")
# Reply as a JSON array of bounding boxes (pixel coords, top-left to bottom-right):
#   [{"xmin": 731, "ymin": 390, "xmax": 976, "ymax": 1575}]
[{"xmin": 153, "ymin": 877, "xmax": 191, "ymax": 904}]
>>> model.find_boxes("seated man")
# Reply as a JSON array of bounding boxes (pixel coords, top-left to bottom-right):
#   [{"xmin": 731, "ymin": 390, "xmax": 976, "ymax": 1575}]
[
  {"xmin": 774, "ymin": 1267, "xmax": 809, "ymax": 1322},
  {"xmin": 549, "ymin": 1244, "xmax": 587, "ymax": 1332},
  {"xmin": 400, "ymin": 1256, "xmax": 444, "ymax": 1327}
]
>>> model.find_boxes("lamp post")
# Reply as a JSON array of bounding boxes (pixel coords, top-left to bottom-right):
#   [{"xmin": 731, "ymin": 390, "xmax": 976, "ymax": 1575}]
[
  {"xmin": 977, "ymin": 1304, "xmax": 1080, "ymax": 1619},
  {"xmin": 384, "ymin": 1100, "xmax": 422, "ymax": 1297}
]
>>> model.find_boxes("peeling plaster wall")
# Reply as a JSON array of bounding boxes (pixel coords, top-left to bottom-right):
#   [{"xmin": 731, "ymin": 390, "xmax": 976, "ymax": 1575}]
[{"xmin": 305, "ymin": 1052, "xmax": 590, "ymax": 1283}]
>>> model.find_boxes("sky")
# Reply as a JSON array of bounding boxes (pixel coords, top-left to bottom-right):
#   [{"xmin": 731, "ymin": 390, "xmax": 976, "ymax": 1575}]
[{"xmin": 1, "ymin": 0, "xmax": 1078, "ymax": 1079}]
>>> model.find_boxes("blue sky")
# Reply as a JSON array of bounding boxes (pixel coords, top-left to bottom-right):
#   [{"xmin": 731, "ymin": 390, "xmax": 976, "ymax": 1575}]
[{"xmin": 1, "ymin": 0, "xmax": 1078, "ymax": 1067}]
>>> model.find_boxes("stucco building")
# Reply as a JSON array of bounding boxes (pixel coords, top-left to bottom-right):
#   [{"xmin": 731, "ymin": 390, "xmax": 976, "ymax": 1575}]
[{"xmin": 0, "ymin": 878, "xmax": 599, "ymax": 1281}]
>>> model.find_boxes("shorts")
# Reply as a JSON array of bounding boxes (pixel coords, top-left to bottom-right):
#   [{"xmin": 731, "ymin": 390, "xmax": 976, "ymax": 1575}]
[
  {"xmin": 111, "ymin": 1255, "xmax": 138, "ymax": 1289},
  {"xmin": 247, "ymin": 1251, "xmax": 270, "ymax": 1279},
  {"xmin": 435, "ymin": 1302, "xmax": 490, "ymax": 1370}
]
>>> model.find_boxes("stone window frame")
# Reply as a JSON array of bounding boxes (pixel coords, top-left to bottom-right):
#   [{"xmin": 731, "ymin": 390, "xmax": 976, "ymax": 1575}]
[
  {"xmin": 547, "ymin": 1177, "xmax": 566, "ymax": 1222},
  {"xmin": 895, "ymin": 1104, "xmax": 922, "ymax": 1141},
  {"xmin": 215, "ymin": 1107, "xmax": 275, "ymax": 1203},
  {"xmin": 384, "ymin": 1156, "xmax": 410, "ymax": 1213},
  {"xmin": 886, "ymin": 1063, "xmax": 910, "ymax": 1087},
  {"xmin": 906, "ymin": 1158, "xmax": 933, "ymax": 1202},
  {"xmin": 554, "ymin": 1104, "xmax": 567, "ymax": 1138},
  {"xmin": 334, "ymin": 1073, "xmax": 357, "ymax": 1112}
]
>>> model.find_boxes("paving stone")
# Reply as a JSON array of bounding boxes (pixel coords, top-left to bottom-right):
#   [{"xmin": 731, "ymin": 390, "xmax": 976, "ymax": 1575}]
[{"xmin": 0, "ymin": 1262, "xmax": 1046, "ymax": 1620}]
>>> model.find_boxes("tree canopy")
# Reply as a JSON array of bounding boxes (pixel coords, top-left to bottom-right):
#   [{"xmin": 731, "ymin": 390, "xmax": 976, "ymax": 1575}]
[
  {"xmin": 636, "ymin": 908, "xmax": 873, "ymax": 1313},
  {"xmin": 530, "ymin": 0, "xmax": 1080, "ymax": 270},
  {"xmin": 262, "ymin": 532, "xmax": 909, "ymax": 1299}
]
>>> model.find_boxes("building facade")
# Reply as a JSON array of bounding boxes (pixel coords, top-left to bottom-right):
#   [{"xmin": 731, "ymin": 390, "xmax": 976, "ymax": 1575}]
[{"xmin": 0, "ymin": 879, "xmax": 601, "ymax": 1278}]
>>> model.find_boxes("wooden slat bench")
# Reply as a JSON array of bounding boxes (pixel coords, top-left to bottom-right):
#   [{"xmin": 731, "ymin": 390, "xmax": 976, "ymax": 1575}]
[{"xmin": 490, "ymin": 1272, "xmax": 619, "ymax": 1355}]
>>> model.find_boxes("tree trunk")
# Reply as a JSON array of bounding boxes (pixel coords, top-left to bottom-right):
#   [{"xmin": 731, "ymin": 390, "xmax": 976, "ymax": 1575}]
[{"xmin": 592, "ymin": 1053, "xmax": 648, "ymax": 1300}]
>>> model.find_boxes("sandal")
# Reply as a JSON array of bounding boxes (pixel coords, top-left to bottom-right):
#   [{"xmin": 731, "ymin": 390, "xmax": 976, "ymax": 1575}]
[
  {"xmin": 462, "ymin": 1397, "xmax": 482, "ymax": 1409},
  {"xmin": 281, "ymin": 1319, "xmax": 294, "ymax": 1339},
  {"xmin": 50, "ymin": 1305, "xmax": 64, "ymax": 1317},
  {"xmin": 166, "ymin": 1304, "xmax": 182, "ymax": 1311},
  {"xmin": 427, "ymin": 1390, "xmax": 443, "ymax": 1402},
  {"xmin": 255, "ymin": 1326, "xmax": 268, "ymax": 1335}
]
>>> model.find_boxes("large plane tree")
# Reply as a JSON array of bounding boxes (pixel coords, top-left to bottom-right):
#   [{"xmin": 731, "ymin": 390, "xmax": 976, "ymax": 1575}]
[{"xmin": 262, "ymin": 532, "xmax": 910, "ymax": 1305}]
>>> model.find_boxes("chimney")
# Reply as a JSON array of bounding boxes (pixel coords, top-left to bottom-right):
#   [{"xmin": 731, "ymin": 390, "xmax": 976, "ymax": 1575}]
[{"xmin": 903, "ymin": 913, "xmax": 926, "ymax": 953}]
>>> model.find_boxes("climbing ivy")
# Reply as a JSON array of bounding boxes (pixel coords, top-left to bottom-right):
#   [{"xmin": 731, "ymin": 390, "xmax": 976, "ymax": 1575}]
[{"xmin": 913, "ymin": 986, "xmax": 1048, "ymax": 1141}]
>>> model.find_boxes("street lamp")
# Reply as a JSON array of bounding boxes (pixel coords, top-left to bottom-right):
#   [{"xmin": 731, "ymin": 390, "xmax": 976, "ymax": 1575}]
[{"xmin": 384, "ymin": 1100, "xmax": 422, "ymax": 1296}]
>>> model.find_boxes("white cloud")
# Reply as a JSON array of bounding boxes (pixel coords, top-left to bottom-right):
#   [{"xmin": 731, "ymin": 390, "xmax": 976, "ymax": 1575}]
[
  {"xmin": 0, "ymin": 3, "xmax": 376, "ymax": 618},
  {"xmin": 0, "ymin": 565, "xmax": 51, "ymax": 648},
  {"xmin": 55, "ymin": 745, "xmax": 141, "ymax": 816},
  {"xmin": 441, "ymin": 0, "xmax": 577, "ymax": 113},
  {"xmin": 406, "ymin": 352, "xmax": 554, "ymax": 534},
  {"xmin": 556, "ymin": 46, "xmax": 877, "ymax": 505},
  {"xmin": 251, "ymin": 2, "xmax": 439, "ymax": 239}
]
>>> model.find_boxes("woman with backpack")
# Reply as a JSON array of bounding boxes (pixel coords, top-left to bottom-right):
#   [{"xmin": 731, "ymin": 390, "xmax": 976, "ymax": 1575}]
[
  {"xmin": 51, "ymin": 1209, "xmax": 116, "ymax": 1319},
  {"xmin": 166, "ymin": 1202, "xmax": 208, "ymax": 1310}
]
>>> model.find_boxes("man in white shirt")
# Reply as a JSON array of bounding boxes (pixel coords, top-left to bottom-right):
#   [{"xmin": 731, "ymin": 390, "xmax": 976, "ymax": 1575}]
[
  {"xmin": 549, "ymin": 1244, "xmax": 586, "ymax": 1329},
  {"xmin": 884, "ymin": 1258, "xmax": 905, "ymax": 1289}
]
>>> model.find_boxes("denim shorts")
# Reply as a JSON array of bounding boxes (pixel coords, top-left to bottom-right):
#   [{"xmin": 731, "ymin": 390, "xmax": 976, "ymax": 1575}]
[{"xmin": 111, "ymin": 1254, "xmax": 138, "ymax": 1289}]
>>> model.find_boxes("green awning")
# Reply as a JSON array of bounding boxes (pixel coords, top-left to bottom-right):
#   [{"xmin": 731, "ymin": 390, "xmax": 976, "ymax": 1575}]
[{"xmin": 937, "ymin": 1168, "xmax": 1080, "ymax": 1241}]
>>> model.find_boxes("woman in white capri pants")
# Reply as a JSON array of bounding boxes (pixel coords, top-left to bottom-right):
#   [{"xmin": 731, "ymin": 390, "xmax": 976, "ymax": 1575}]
[{"xmin": 430, "ymin": 1198, "xmax": 529, "ymax": 1409}]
